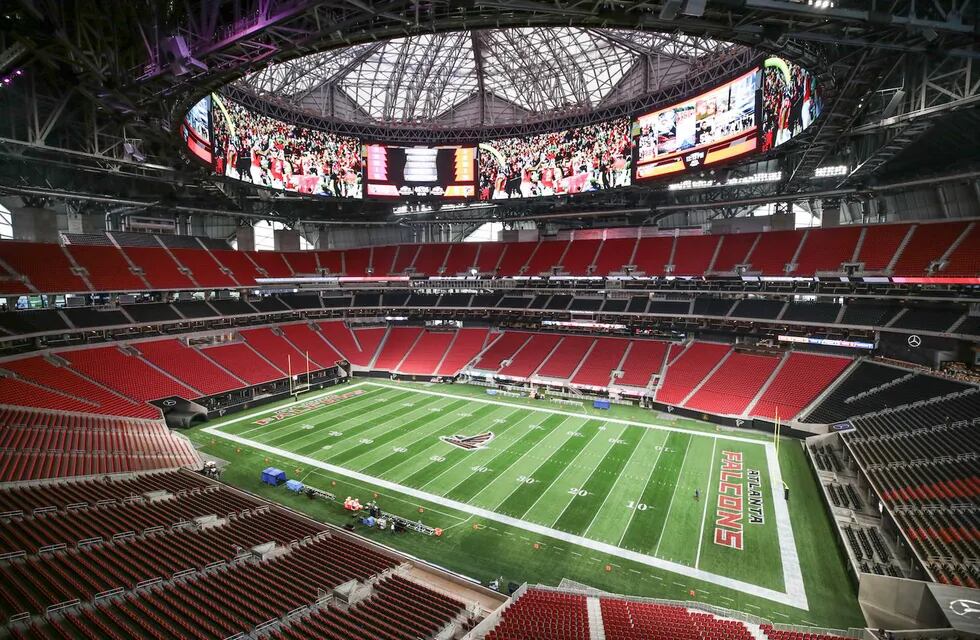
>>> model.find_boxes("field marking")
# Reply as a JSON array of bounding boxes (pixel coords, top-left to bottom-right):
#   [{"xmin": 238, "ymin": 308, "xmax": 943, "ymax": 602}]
[
  {"xmin": 582, "ymin": 427, "xmax": 650, "ymax": 539},
  {"xmin": 544, "ymin": 423, "xmax": 626, "ymax": 531},
  {"xmin": 507, "ymin": 421, "xmax": 613, "ymax": 521},
  {"xmin": 281, "ymin": 391, "xmax": 442, "ymax": 454},
  {"xmin": 464, "ymin": 415, "xmax": 574, "ymax": 506},
  {"xmin": 202, "ymin": 423, "xmax": 807, "ymax": 609},
  {"xmin": 211, "ymin": 382, "xmax": 369, "ymax": 433},
  {"xmin": 205, "ymin": 381, "xmax": 807, "ymax": 610},
  {"xmin": 653, "ymin": 435, "xmax": 694, "ymax": 557},
  {"xmin": 615, "ymin": 431, "xmax": 666, "ymax": 547},
  {"xmin": 695, "ymin": 438, "xmax": 719, "ymax": 569},
  {"xmin": 768, "ymin": 440, "xmax": 805, "ymax": 607},
  {"xmin": 364, "ymin": 381, "xmax": 766, "ymax": 446},
  {"xmin": 411, "ymin": 407, "xmax": 528, "ymax": 489},
  {"xmin": 234, "ymin": 384, "xmax": 377, "ymax": 439}
]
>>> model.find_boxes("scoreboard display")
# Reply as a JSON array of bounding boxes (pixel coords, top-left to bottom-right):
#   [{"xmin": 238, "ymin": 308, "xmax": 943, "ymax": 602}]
[
  {"xmin": 633, "ymin": 70, "xmax": 760, "ymax": 181},
  {"xmin": 365, "ymin": 144, "xmax": 477, "ymax": 199}
]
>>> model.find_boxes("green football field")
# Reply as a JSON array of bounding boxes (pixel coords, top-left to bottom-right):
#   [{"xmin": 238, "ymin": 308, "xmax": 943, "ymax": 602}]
[{"xmin": 187, "ymin": 379, "xmax": 864, "ymax": 630}]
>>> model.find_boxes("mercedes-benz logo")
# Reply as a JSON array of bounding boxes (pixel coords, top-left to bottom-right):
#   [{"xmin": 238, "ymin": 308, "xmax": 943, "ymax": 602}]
[
  {"xmin": 949, "ymin": 599, "xmax": 980, "ymax": 618},
  {"xmin": 162, "ymin": 399, "xmax": 177, "ymax": 407},
  {"xmin": 907, "ymin": 335, "xmax": 922, "ymax": 348}
]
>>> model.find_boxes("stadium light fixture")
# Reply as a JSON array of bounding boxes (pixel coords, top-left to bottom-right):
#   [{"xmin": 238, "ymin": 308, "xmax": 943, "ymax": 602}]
[
  {"xmin": 813, "ymin": 165, "xmax": 849, "ymax": 178},
  {"xmin": 667, "ymin": 171, "xmax": 782, "ymax": 191},
  {"xmin": 806, "ymin": 0, "xmax": 836, "ymax": 8}
]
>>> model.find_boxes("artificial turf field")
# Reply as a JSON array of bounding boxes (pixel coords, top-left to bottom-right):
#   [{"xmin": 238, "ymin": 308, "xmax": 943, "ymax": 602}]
[{"xmin": 187, "ymin": 379, "xmax": 865, "ymax": 630}]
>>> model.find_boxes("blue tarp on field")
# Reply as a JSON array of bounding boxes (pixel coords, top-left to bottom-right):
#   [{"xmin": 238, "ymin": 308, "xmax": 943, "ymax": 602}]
[
  {"xmin": 285, "ymin": 479, "xmax": 304, "ymax": 493},
  {"xmin": 593, "ymin": 399, "xmax": 611, "ymax": 410},
  {"xmin": 261, "ymin": 467, "xmax": 286, "ymax": 485}
]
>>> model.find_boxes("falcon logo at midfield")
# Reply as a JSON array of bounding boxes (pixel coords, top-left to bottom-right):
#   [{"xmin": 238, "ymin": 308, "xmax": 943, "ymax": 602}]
[{"xmin": 441, "ymin": 432, "xmax": 494, "ymax": 451}]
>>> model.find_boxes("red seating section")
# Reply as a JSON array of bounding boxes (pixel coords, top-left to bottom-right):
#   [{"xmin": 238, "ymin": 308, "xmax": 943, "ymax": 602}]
[
  {"xmin": 603, "ymin": 598, "xmax": 756, "ymax": 640},
  {"xmin": 570, "ymin": 337, "xmax": 629, "ymax": 387},
  {"xmin": 122, "ymin": 246, "xmax": 194, "ymax": 289},
  {"xmin": 443, "ymin": 243, "xmax": 479, "ymax": 275},
  {"xmin": 315, "ymin": 250, "xmax": 343, "ymax": 274},
  {"xmin": 685, "ymin": 352, "xmax": 779, "ymax": 415},
  {"xmin": 711, "ymin": 232, "xmax": 757, "ymax": 272},
  {"xmin": 282, "ymin": 250, "xmax": 318, "ymax": 275},
  {"xmin": 475, "ymin": 332, "xmax": 531, "ymax": 372},
  {"xmin": 793, "ymin": 226, "xmax": 862, "ymax": 274},
  {"xmin": 747, "ymin": 229, "xmax": 802, "ymax": 275},
  {"xmin": 537, "ymin": 336, "xmax": 594, "ymax": 379},
  {"xmin": 392, "ymin": 244, "xmax": 420, "ymax": 274},
  {"xmin": 561, "ymin": 239, "xmax": 601, "ymax": 275},
  {"xmin": 475, "ymin": 242, "xmax": 507, "ymax": 273},
  {"xmin": 632, "ymin": 237, "xmax": 673, "ymax": 275},
  {"xmin": 497, "ymin": 242, "xmax": 537, "ymax": 276},
  {"xmin": 65, "ymin": 244, "xmax": 145, "ymax": 291},
  {"xmin": 60, "ymin": 346, "xmax": 197, "ymax": 402},
  {"xmin": 0, "ymin": 356, "xmax": 157, "ymax": 418},
  {"xmin": 412, "ymin": 243, "xmax": 451, "ymax": 275},
  {"xmin": 486, "ymin": 589, "xmax": 589, "ymax": 640},
  {"xmin": 655, "ymin": 342, "xmax": 732, "ymax": 405},
  {"xmin": 436, "ymin": 328, "xmax": 490, "ymax": 375},
  {"xmin": 240, "ymin": 327, "xmax": 309, "ymax": 375},
  {"xmin": 0, "ymin": 412, "xmax": 198, "ymax": 482},
  {"xmin": 617, "ymin": 340, "xmax": 669, "ymax": 388},
  {"xmin": 135, "ymin": 339, "xmax": 243, "ymax": 395},
  {"xmin": 318, "ymin": 321, "xmax": 384, "ymax": 367},
  {"xmin": 760, "ymin": 624, "xmax": 850, "ymax": 640},
  {"xmin": 940, "ymin": 222, "xmax": 980, "ymax": 276},
  {"xmin": 397, "ymin": 330, "xmax": 455, "ymax": 374},
  {"xmin": 247, "ymin": 250, "xmax": 292, "ymax": 277},
  {"xmin": 210, "ymin": 249, "xmax": 261, "ymax": 285},
  {"xmin": 672, "ymin": 235, "xmax": 719, "ymax": 276},
  {"xmin": 593, "ymin": 237, "xmax": 636, "ymax": 275},
  {"xmin": 891, "ymin": 221, "xmax": 968, "ymax": 275},
  {"xmin": 750, "ymin": 352, "xmax": 851, "ymax": 420},
  {"xmin": 0, "ymin": 470, "xmax": 415, "ymax": 640},
  {"xmin": 485, "ymin": 589, "xmax": 847, "ymax": 640},
  {"xmin": 169, "ymin": 248, "xmax": 237, "ymax": 288},
  {"xmin": 0, "ymin": 241, "xmax": 88, "ymax": 293},
  {"xmin": 0, "ymin": 221, "xmax": 972, "ymax": 296},
  {"xmin": 372, "ymin": 245, "xmax": 398, "ymax": 275},
  {"xmin": 373, "ymin": 326, "xmax": 423, "ymax": 370},
  {"xmin": 278, "ymin": 323, "xmax": 343, "ymax": 368},
  {"xmin": 199, "ymin": 342, "xmax": 285, "ymax": 384},
  {"xmin": 500, "ymin": 334, "xmax": 561, "ymax": 378}
]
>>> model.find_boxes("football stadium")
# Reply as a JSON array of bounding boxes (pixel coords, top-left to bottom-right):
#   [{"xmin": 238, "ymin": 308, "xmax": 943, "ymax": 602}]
[{"xmin": 0, "ymin": 2, "xmax": 978, "ymax": 639}]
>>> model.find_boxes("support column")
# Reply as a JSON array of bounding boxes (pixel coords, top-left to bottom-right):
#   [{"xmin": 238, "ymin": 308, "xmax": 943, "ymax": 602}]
[
  {"xmin": 274, "ymin": 228, "xmax": 301, "ymax": 251},
  {"xmin": 11, "ymin": 207, "xmax": 59, "ymax": 242},
  {"xmin": 235, "ymin": 226, "xmax": 255, "ymax": 252}
]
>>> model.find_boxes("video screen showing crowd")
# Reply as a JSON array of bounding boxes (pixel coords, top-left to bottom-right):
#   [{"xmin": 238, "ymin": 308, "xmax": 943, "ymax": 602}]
[
  {"xmin": 196, "ymin": 57, "xmax": 820, "ymax": 200},
  {"xmin": 760, "ymin": 57, "xmax": 823, "ymax": 151},
  {"xmin": 478, "ymin": 118, "xmax": 632, "ymax": 200},
  {"xmin": 211, "ymin": 95, "xmax": 363, "ymax": 199}
]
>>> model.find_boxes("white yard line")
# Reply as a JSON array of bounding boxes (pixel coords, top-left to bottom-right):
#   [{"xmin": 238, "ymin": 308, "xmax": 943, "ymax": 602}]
[
  {"xmin": 614, "ymin": 431, "xmax": 666, "ymax": 547},
  {"xmin": 695, "ymin": 438, "xmax": 719, "ymax": 569},
  {"xmin": 508, "ymin": 421, "xmax": 612, "ymax": 520},
  {"xmin": 653, "ymin": 435, "xmax": 695, "ymax": 557},
  {"xmin": 461, "ymin": 415, "xmax": 574, "ymax": 504},
  {"xmin": 366, "ymin": 381, "xmax": 765, "ymax": 446},
  {"xmin": 544, "ymin": 423, "xmax": 626, "ymax": 529},
  {"xmin": 202, "ymin": 422, "xmax": 808, "ymax": 610},
  {"xmin": 580, "ymin": 428, "xmax": 649, "ymax": 539}
]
